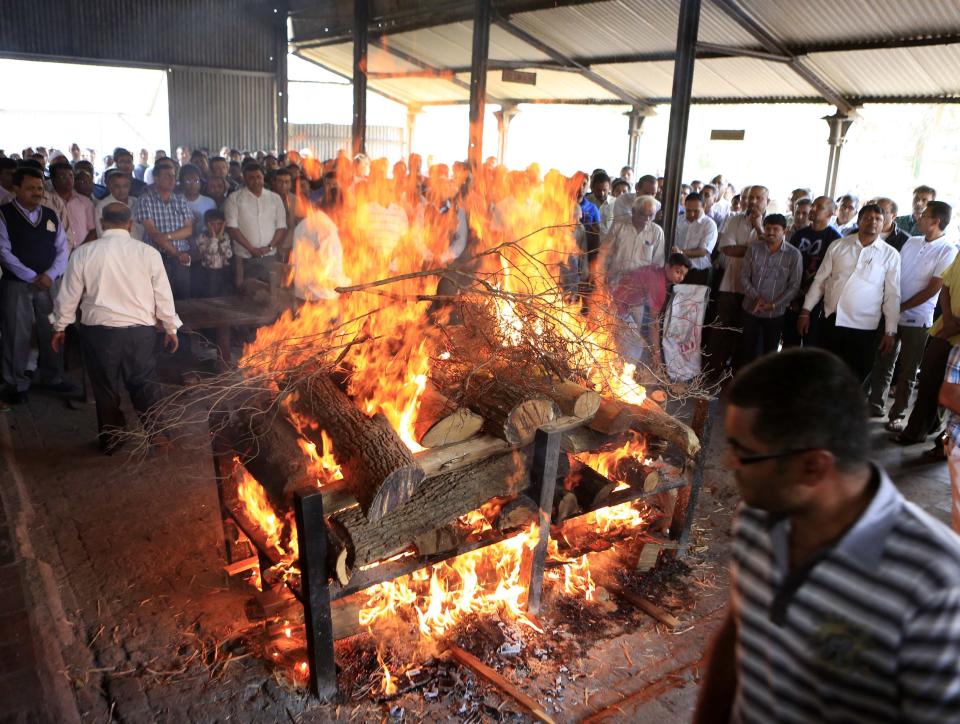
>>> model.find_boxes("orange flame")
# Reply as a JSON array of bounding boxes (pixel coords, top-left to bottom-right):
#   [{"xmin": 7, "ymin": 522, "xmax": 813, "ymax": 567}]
[{"xmin": 576, "ymin": 430, "xmax": 647, "ymax": 486}]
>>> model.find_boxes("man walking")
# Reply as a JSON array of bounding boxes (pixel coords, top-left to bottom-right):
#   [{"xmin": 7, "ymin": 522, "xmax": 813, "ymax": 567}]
[
  {"xmin": 869, "ymin": 201, "xmax": 956, "ymax": 429},
  {"xmin": 0, "ymin": 167, "xmax": 73, "ymax": 404},
  {"xmin": 799, "ymin": 204, "xmax": 901, "ymax": 383},
  {"xmin": 736, "ymin": 214, "xmax": 802, "ymax": 368},
  {"xmin": 694, "ymin": 348, "xmax": 960, "ymax": 723},
  {"xmin": 52, "ymin": 204, "xmax": 180, "ymax": 453}
]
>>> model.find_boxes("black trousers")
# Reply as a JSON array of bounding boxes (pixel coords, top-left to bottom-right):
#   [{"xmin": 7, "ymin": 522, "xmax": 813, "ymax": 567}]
[
  {"xmin": 163, "ymin": 256, "xmax": 192, "ymax": 300},
  {"xmin": 903, "ymin": 335, "xmax": 952, "ymax": 441},
  {"xmin": 704, "ymin": 291, "xmax": 743, "ymax": 378},
  {"xmin": 821, "ymin": 314, "xmax": 878, "ymax": 386},
  {"xmin": 736, "ymin": 312, "xmax": 785, "ymax": 370},
  {"xmin": 782, "ymin": 301, "xmax": 827, "ymax": 349},
  {"xmin": 79, "ymin": 324, "xmax": 163, "ymax": 449}
]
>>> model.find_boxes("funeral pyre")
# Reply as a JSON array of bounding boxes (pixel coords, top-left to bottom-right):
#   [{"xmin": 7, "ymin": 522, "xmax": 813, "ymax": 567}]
[{"xmin": 208, "ymin": 158, "xmax": 702, "ymax": 697}]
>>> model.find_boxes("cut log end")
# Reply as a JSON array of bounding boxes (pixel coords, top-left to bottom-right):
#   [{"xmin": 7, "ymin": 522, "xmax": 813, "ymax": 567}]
[
  {"xmin": 365, "ymin": 466, "xmax": 427, "ymax": 522},
  {"xmin": 420, "ymin": 407, "xmax": 485, "ymax": 448},
  {"xmin": 505, "ymin": 398, "xmax": 559, "ymax": 446}
]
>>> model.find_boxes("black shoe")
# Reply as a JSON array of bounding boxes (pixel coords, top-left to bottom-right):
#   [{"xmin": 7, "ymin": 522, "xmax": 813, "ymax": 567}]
[
  {"xmin": 890, "ymin": 432, "xmax": 923, "ymax": 446},
  {"xmin": 36, "ymin": 379, "xmax": 81, "ymax": 396},
  {"xmin": 3, "ymin": 390, "xmax": 28, "ymax": 405}
]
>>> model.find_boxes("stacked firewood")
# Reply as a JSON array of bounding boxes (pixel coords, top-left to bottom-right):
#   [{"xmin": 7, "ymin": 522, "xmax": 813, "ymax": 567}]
[{"xmin": 212, "ymin": 360, "xmax": 700, "ymax": 588}]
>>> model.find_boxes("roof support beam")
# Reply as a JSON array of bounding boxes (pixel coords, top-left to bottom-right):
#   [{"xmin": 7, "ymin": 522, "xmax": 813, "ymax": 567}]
[
  {"xmin": 371, "ymin": 37, "xmax": 472, "ymax": 93},
  {"xmin": 661, "ymin": 0, "xmax": 702, "ymax": 247},
  {"xmin": 695, "ymin": 41, "xmax": 790, "ymax": 63},
  {"xmin": 468, "ymin": 0, "xmax": 492, "ymax": 168},
  {"xmin": 710, "ymin": 0, "xmax": 855, "ymax": 114},
  {"xmin": 351, "ymin": 0, "xmax": 368, "ymax": 157},
  {"xmin": 492, "ymin": 13, "xmax": 651, "ymax": 108}
]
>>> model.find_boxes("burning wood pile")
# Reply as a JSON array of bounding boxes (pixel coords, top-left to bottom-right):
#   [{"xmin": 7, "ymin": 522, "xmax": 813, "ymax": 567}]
[{"xmin": 195, "ymin": 159, "xmax": 707, "ymax": 703}]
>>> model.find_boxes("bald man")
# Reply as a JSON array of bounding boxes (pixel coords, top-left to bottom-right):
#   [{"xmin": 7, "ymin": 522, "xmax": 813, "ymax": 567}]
[{"xmin": 52, "ymin": 203, "xmax": 181, "ymax": 453}]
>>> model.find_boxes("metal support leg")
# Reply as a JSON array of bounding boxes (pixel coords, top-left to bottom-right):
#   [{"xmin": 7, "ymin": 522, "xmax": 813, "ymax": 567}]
[
  {"xmin": 294, "ymin": 489, "xmax": 338, "ymax": 700},
  {"xmin": 669, "ymin": 398, "xmax": 714, "ymax": 548},
  {"xmin": 525, "ymin": 425, "xmax": 562, "ymax": 615}
]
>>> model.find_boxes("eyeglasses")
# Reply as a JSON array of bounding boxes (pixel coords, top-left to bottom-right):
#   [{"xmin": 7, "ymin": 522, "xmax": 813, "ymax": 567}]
[{"xmin": 726, "ymin": 444, "xmax": 820, "ymax": 466}]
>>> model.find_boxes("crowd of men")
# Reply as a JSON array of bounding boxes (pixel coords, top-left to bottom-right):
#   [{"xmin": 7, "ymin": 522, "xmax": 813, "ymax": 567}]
[
  {"xmin": 1, "ymin": 145, "xmax": 959, "ymax": 471},
  {"xmin": 3, "ymin": 140, "xmax": 960, "ymax": 719}
]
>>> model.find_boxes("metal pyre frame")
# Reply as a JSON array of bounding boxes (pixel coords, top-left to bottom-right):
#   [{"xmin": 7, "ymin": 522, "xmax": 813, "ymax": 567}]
[{"xmin": 213, "ymin": 398, "xmax": 714, "ymax": 699}]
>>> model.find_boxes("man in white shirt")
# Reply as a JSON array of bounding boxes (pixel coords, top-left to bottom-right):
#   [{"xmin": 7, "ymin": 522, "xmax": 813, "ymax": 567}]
[
  {"xmin": 224, "ymin": 162, "xmax": 287, "ymax": 283},
  {"xmin": 291, "ymin": 206, "xmax": 351, "ymax": 302},
  {"xmin": 602, "ymin": 195, "xmax": 664, "ymax": 285},
  {"xmin": 800, "ymin": 203, "xmax": 901, "ymax": 384},
  {"xmin": 868, "ymin": 201, "xmax": 957, "ymax": 428},
  {"xmin": 51, "ymin": 203, "xmax": 180, "ymax": 454},
  {"xmin": 705, "ymin": 184, "xmax": 766, "ymax": 379},
  {"xmin": 702, "ymin": 183, "xmax": 728, "ymax": 231},
  {"xmin": 674, "ymin": 191, "xmax": 718, "ymax": 286},
  {"xmin": 95, "ymin": 171, "xmax": 142, "ymax": 239}
]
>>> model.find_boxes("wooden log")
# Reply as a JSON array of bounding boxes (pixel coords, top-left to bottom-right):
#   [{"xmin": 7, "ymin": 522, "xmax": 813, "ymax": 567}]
[
  {"xmin": 495, "ymin": 495, "xmax": 539, "ymax": 531},
  {"xmin": 570, "ymin": 464, "xmax": 617, "ymax": 511},
  {"xmin": 612, "ymin": 457, "xmax": 661, "ymax": 491},
  {"xmin": 552, "ymin": 489, "xmax": 580, "ymax": 523},
  {"xmin": 464, "ymin": 379, "xmax": 560, "ymax": 445},
  {"xmin": 541, "ymin": 380, "xmax": 601, "ymax": 420},
  {"xmin": 446, "ymin": 645, "xmax": 556, "ymax": 724},
  {"xmin": 413, "ymin": 524, "xmax": 466, "ymax": 556},
  {"xmin": 292, "ymin": 374, "xmax": 426, "ymax": 522},
  {"xmin": 589, "ymin": 397, "xmax": 700, "ymax": 458},
  {"xmin": 414, "ymin": 384, "xmax": 484, "ymax": 448},
  {"xmin": 560, "ymin": 427, "xmax": 630, "ymax": 454},
  {"xmin": 213, "ymin": 401, "xmax": 311, "ymax": 514},
  {"xmin": 328, "ymin": 448, "xmax": 531, "ymax": 579}
]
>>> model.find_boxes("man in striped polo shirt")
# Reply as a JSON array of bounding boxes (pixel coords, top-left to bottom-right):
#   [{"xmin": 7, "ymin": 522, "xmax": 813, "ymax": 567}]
[{"xmin": 694, "ymin": 348, "xmax": 960, "ymax": 723}]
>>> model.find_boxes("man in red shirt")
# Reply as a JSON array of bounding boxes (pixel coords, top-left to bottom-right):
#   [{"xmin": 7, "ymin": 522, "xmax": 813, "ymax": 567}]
[{"xmin": 611, "ymin": 252, "xmax": 691, "ymax": 370}]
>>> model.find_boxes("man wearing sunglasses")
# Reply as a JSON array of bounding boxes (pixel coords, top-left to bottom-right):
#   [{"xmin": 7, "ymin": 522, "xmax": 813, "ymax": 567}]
[{"xmin": 694, "ymin": 348, "xmax": 960, "ymax": 723}]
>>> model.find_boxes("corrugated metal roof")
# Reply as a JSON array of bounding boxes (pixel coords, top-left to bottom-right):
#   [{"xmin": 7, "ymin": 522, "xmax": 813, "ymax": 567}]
[
  {"xmin": 294, "ymin": 0, "xmax": 960, "ymax": 107},
  {"xmin": 509, "ymin": 0, "xmax": 757, "ymax": 59},
  {"xmin": 736, "ymin": 0, "xmax": 960, "ymax": 49},
  {"xmin": 804, "ymin": 44, "xmax": 960, "ymax": 98},
  {"xmin": 381, "ymin": 22, "xmax": 552, "ymax": 67}
]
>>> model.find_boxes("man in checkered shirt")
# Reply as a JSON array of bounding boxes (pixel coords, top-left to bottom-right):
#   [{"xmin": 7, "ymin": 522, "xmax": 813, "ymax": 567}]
[{"xmin": 135, "ymin": 158, "xmax": 193, "ymax": 299}]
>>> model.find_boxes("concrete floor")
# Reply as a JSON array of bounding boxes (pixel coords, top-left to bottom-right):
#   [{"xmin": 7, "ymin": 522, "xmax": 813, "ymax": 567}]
[{"xmin": 0, "ymin": 379, "xmax": 953, "ymax": 722}]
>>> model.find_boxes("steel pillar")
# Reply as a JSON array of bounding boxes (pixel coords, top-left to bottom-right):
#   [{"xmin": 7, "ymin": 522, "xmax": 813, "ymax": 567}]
[
  {"xmin": 467, "ymin": 0, "xmax": 492, "ymax": 168},
  {"xmin": 823, "ymin": 111, "xmax": 853, "ymax": 198},
  {"xmin": 494, "ymin": 103, "xmax": 519, "ymax": 165},
  {"xmin": 351, "ymin": 0, "xmax": 369, "ymax": 158},
  {"xmin": 405, "ymin": 105, "xmax": 421, "ymax": 159},
  {"xmin": 661, "ymin": 0, "xmax": 702, "ymax": 248},
  {"xmin": 273, "ymin": 2, "xmax": 289, "ymax": 154},
  {"xmin": 625, "ymin": 105, "xmax": 648, "ymax": 171}
]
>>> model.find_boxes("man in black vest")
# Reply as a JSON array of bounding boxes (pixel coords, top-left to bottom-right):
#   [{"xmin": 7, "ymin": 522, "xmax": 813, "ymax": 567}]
[{"xmin": 0, "ymin": 167, "xmax": 71, "ymax": 404}]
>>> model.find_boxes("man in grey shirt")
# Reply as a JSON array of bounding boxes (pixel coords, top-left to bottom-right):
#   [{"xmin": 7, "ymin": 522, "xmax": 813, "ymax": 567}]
[{"xmin": 736, "ymin": 214, "xmax": 802, "ymax": 370}]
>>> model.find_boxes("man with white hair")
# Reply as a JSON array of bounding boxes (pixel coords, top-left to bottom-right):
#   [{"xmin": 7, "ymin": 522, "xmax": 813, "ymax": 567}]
[{"xmin": 602, "ymin": 195, "xmax": 665, "ymax": 285}]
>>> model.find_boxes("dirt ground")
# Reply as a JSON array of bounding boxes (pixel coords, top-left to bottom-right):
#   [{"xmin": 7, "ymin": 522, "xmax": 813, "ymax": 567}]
[{"xmin": 0, "ymin": 375, "xmax": 949, "ymax": 723}]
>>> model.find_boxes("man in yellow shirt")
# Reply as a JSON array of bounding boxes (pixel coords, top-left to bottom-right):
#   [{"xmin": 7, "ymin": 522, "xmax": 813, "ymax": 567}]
[{"xmin": 893, "ymin": 253, "xmax": 960, "ymax": 448}]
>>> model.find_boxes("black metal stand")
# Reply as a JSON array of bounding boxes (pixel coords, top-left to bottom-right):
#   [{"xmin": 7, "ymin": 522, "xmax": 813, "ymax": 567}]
[
  {"xmin": 293, "ymin": 489, "xmax": 338, "ymax": 699},
  {"xmin": 213, "ymin": 406, "xmax": 715, "ymax": 701}
]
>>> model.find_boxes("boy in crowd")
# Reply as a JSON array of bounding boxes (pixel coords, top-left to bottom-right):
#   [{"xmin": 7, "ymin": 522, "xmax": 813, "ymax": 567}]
[{"xmin": 195, "ymin": 209, "xmax": 232, "ymax": 298}]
